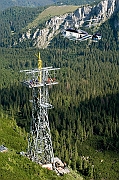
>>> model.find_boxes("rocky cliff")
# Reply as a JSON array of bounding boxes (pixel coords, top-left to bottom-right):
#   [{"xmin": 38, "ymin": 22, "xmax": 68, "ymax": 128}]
[{"xmin": 18, "ymin": 0, "xmax": 119, "ymax": 48}]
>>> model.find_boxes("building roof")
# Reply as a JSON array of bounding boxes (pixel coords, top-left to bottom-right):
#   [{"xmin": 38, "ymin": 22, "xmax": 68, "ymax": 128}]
[{"xmin": 66, "ymin": 28, "xmax": 79, "ymax": 33}]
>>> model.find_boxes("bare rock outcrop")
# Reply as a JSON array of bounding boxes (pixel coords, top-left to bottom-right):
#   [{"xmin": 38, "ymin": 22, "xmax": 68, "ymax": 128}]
[{"xmin": 17, "ymin": 0, "xmax": 119, "ymax": 48}]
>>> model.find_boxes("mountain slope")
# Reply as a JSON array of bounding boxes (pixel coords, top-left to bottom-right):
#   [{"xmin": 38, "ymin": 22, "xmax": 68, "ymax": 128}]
[
  {"xmin": 0, "ymin": 0, "xmax": 119, "ymax": 179},
  {"xmin": 0, "ymin": 5, "xmax": 79, "ymax": 47},
  {"xmin": 1, "ymin": 45, "xmax": 119, "ymax": 179},
  {"xmin": 0, "ymin": 112, "xmax": 83, "ymax": 180},
  {"xmin": 0, "ymin": 0, "xmax": 118, "ymax": 48},
  {"xmin": 0, "ymin": 0, "xmax": 102, "ymax": 11},
  {"xmin": 0, "ymin": 0, "xmax": 54, "ymax": 11}
]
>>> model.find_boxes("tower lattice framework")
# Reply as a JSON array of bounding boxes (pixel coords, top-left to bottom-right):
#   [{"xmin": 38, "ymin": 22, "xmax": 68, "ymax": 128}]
[{"xmin": 20, "ymin": 52, "xmax": 60, "ymax": 165}]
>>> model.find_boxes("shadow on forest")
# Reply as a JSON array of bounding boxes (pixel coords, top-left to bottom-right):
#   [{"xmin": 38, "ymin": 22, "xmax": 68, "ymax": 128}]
[{"xmin": 0, "ymin": 84, "xmax": 32, "ymax": 132}]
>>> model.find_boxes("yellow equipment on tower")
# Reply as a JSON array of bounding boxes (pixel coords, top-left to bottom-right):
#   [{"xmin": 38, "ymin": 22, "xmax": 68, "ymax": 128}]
[{"xmin": 36, "ymin": 52, "xmax": 42, "ymax": 83}]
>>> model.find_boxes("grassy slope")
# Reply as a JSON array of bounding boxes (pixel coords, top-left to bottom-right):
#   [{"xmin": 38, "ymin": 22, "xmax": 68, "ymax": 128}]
[
  {"xmin": 0, "ymin": 112, "xmax": 83, "ymax": 180},
  {"xmin": 25, "ymin": 5, "xmax": 80, "ymax": 29}
]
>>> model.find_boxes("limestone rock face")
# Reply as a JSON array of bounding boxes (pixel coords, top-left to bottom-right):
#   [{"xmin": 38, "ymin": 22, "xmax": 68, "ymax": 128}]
[{"xmin": 18, "ymin": 0, "xmax": 119, "ymax": 48}]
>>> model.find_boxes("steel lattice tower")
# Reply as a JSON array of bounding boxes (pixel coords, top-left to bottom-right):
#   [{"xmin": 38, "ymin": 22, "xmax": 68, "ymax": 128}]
[{"xmin": 20, "ymin": 52, "xmax": 60, "ymax": 166}]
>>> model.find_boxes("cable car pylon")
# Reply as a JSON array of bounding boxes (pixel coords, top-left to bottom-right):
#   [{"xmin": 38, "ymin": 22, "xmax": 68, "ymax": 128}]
[{"xmin": 20, "ymin": 52, "xmax": 60, "ymax": 169}]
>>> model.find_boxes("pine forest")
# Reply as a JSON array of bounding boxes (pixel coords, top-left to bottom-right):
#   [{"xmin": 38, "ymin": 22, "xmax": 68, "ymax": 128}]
[{"xmin": 0, "ymin": 5, "xmax": 119, "ymax": 180}]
